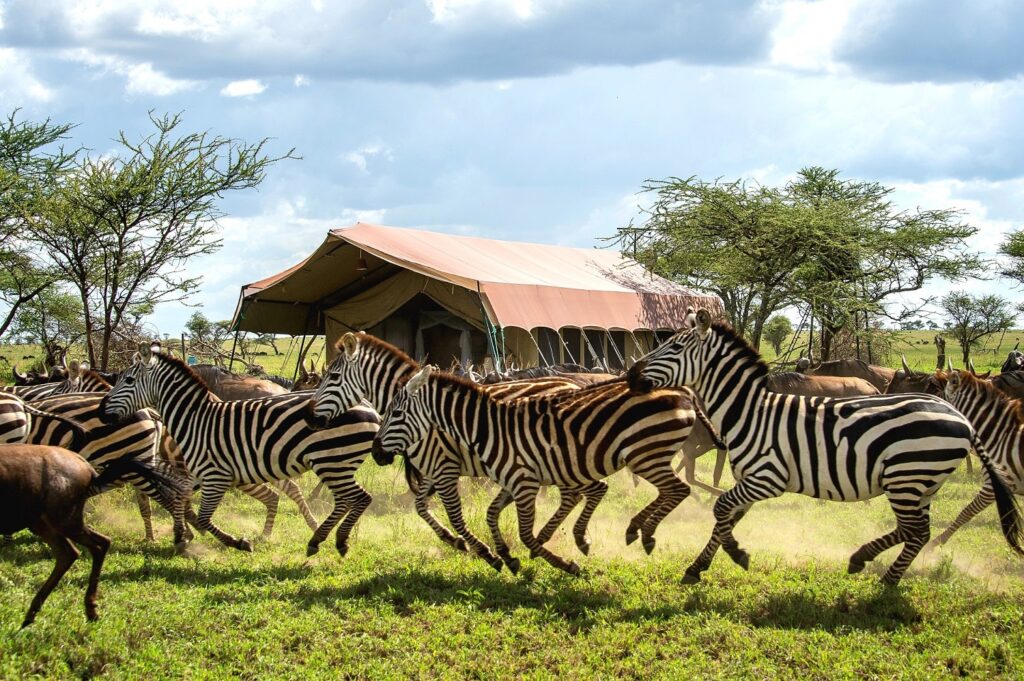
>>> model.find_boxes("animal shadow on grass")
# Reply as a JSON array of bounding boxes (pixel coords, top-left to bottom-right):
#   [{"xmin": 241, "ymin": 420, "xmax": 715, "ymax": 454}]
[{"xmin": 679, "ymin": 582, "xmax": 923, "ymax": 632}]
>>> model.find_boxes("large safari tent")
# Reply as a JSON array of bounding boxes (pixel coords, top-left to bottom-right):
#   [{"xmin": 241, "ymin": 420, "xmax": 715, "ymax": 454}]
[{"xmin": 230, "ymin": 223, "xmax": 722, "ymax": 373}]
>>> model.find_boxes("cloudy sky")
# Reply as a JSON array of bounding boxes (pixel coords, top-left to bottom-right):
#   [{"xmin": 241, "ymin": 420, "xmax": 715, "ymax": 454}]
[{"xmin": 2, "ymin": 0, "xmax": 1022, "ymax": 332}]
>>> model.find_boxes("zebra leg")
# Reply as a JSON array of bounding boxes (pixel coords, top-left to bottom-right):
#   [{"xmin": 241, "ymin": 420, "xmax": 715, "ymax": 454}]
[
  {"xmin": 195, "ymin": 479, "xmax": 253, "ymax": 552},
  {"xmin": 513, "ymin": 486, "xmax": 580, "ymax": 575},
  {"xmin": 631, "ymin": 463, "xmax": 691, "ymax": 555},
  {"xmin": 236, "ymin": 483, "xmax": 280, "ymax": 540},
  {"xmin": 929, "ymin": 485, "xmax": 995, "ymax": 549},
  {"xmin": 434, "ymin": 480, "xmax": 504, "ymax": 570},
  {"xmin": 964, "ymin": 454, "xmax": 975, "ymax": 476},
  {"xmin": 712, "ymin": 450, "xmax": 727, "ymax": 488},
  {"xmin": 676, "ymin": 449, "xmax": 724, "ymax": 497},
  {"xmin": 683, "ymin": 476, "xmax": 779, "ymax": 584},
  {"xmin": 535, "ymin": 487, "xmax": 583, "ymax": 546},
  {"xmin": 486, "ymin": 489, "xmax": 520, "ymax": 573},
  {"xmin": 409, "ymin": 463, "xmax": 470, "ymax": 553},
  {"xmin": 880, "ymin": 504, "xmax": 931, "ymax": 585},
  {"xmin": 309, "ymin": 481, "xmax": 327, "ymax": 502},
  {"xmin": 332, "ymin": 481, "xmax": 372, "ymax": 557},
  {"xmin": 278, "ymin": 479, "xmax": 320, "ymax": 531},
  {"xmin": 134, "ymin": 490, "xmax": 155, "ymax": 542},
  {"xmin": 570, "ymin": 481, "xmax": 608, "ymax": 555}
]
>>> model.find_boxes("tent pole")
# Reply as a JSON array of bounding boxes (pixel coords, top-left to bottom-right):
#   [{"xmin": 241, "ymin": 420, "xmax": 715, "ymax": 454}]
[
  {"xmin": 606, "ymin": 330, "xmax": 625, "ymax": 370},
  {"xmin": 228, "ymin": 331, "xmax": 240, "ymax": 370},
  {"xmin": 292, "ymin": 333, "xmax": 308, "ymax": 382}
]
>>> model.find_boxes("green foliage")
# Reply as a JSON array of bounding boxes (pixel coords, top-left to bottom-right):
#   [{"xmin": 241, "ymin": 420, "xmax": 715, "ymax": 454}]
[
  {"xmin": 612, "ymin": 167, "xmax": 980, "ymax": 357},
  {"xmin": 24, "ymin": 112, "xmax": 296, "ymax": 368},
  {"xmin": 999, "ymin": 229, "xmax": 1024, "ymax": 284},
  {"xmin": 942, "ymin": 293, "xmax": 1017, "ymax": 365},
  {"xmin": 1, "ymin": 464, "xmax": 1022, "ymax": 678},
  {"xmin": 762, "ymin": 315, "xmax": 793, "ymax": 355},
  {"xmin": 0, "ymin": 110, "xmax": 78, "ymax": 338}
]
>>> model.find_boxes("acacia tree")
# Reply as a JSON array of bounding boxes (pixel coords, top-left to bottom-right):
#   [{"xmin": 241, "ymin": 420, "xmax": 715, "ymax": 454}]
[
  {"xmin": 942, "ymin": 292, "xmax": 1016, "ymax": 365},
  {"xmin": 612, "ymin": 177, "xmax": 808, "ymax": 349},
  {"xmin": 9, "ymin": 287, "xmax": 86, "ymax": 367},
  {"xmin": 27, "ymin": 112, "xmax": 295, "ymax": 369},
  {"xmin": 0, "ymin": 111, "xmax": 78, "ymax": 336},
  {"xmin": 762, "ymin": 315, "xmax": 793, "ymax": 355}
]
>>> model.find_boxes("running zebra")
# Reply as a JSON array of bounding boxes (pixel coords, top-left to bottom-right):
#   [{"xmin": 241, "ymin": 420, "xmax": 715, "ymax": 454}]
[
  {"xmin": 101, "ymin": 343, "xmax": 379, "ymax": 557},
  {"xmin": 627, "ymin": 309, "xmax": 1024, "ymax": 584},
  {"xmin": 0, "ymin": 393, "xmax": 30, "ymax": 443},
  {"xmin": 24, "ymin": 405, "xmax": 191, "ymax": 543},
  {"xmin": 935, "ymin": 370, "xmax": 1024, "ymax": 547},
  {"xmin": 312, "ymin": 332, "xmax": 610, "ymax": 571},
  {"xmin": 373, "ymin": 366, "xmax": 695, "ymax": 575}
]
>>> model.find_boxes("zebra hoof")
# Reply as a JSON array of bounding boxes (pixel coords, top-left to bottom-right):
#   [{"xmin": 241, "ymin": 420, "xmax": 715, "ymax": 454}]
[
  {"xmin": 336, "ymin": 543, "xmax": 349, "ymax": 558},
  {"xmin": 879, "ymin": 574, "xmax": 902, "ymax": 587},
  {"xmin": 625, "ymin": 526, "xmax": 639, "ymax": 545},
  {"xmin": 847, "ymin": 559, "xmax": 866, "ymax": 574},
  {"xmin": 681, "ymin": 570, "xmax": 702, "ymax": 585},
  {"xmin": 452, "ymin": 537, "xmax": 468, "ymax": 553},
  {"xmin": 565, "ymin": 562, "xmax": 582, "ymax": 577},
  {"xmin": 505, "ymin": 557, "xmax": 521, "ymax": 574},
  {"xmin": 173, "ymin": 541, "xmax": 189, "ymax": 555},
  {"xmin": 486, "ymin": 556, "xmax": 504, "ymax": 572},
  {"xmin": 576, "ymin": 540, "xmax": 591, "ymax": 556},
  {"xmin": 642, "ymin": 537, "xmax": 656, "ymax": 555},
  {"xmin": 727, "ymin": 549, "xmax": 749, "ymax": 570},
  {"xmin": 237, "ymin": 538, "xmax": 254, "ymax": 553},
  {"xmin": 306, "ymin": 543, "xmax": 320, "ymax": 557}
]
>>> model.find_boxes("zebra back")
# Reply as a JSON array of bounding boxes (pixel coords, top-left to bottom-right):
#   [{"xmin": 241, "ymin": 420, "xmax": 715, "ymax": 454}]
[{"xmin": 0, "ymin": 393, "xmax": 31, "ymax": 444}]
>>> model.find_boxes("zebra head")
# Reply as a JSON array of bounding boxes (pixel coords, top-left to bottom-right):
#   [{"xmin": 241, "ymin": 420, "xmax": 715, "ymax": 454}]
[
  {"xmin": 312, "ymin": 333, "xmax": 373, "ymax": 424},
  {"xmin": 372, "ymin": 365, "xmax": 434, "ymax": 466},
  {"xmin": 628, "ymin": 309, "xmax": 714, "ymax": 393},
  {"xmin": 100, "ymin": 343, "xmax": 162, "ymax": 423}
]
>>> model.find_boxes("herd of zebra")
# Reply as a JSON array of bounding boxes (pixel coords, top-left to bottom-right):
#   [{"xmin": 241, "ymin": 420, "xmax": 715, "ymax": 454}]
[{"xmin": 2, "ymin": 311, "xmax": 1024, "ymax": 626}]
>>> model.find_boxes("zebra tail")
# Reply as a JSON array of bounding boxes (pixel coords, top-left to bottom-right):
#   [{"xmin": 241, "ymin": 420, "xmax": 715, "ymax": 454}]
[
  {"xmin": 89, "ymin": 458, "xmax": 192, "ymax": 503},
  {"xmin": 691, "ymin": 397, "xmax": 727, "ymax": 452},
  {"xmin": 972, "ymin": 435, "xmax": 1024, "ymax": 557}
]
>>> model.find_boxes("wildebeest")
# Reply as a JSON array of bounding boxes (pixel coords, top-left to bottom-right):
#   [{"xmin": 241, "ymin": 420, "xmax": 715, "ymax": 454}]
[
  {"xmin": 796, "ymin": 357, "xmax": 895, "ymax": 393},
  {"xmin": 191, "ymin": 364, "xmax": 290, "ymax": 400},
  {"xmin": 0, "ymin": 444, "xmax": 187, "ymax": 627}
]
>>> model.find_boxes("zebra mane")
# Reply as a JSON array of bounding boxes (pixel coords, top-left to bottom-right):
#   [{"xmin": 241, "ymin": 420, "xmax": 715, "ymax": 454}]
[
  {"xmin": 81, "ymin": 369, "xmax": 112, "ymax": 389},
  {"xmin": 960, "ymin": 371, "xmax": 1024, "ymax": 423},
  {"xmin": 710, "ymin": 320, "xmax": 770, "ymax": 382},
  {"xmin": 151, "ymin": 352, "xmax": 213, "ymax": 393},
  {"xmin": 344, "ymin": 333, "xmax": 418, "ymax": 370},
  {"xmin": 420, "ymin": 370, "xmax": 483, "ymax": 394}
]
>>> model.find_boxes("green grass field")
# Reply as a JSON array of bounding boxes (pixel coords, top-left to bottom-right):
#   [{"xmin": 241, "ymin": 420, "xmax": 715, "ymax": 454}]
[{"xmin": 2, "ymin": 459, "xmax": 1022, "ymax": 679}]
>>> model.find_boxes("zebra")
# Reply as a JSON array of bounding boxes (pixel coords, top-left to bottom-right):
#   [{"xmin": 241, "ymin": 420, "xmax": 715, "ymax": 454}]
[
  {"xmin": 23, "ymin": 405, "xmax": 192, "ymax": 542},
  {"xmin": 2, "ymin": 361, "xmax": 112, "ymax": 402},
  {"xmin": 626, "ymin": 309, "xmax": 1024, "ymax": 584},
  {"xmin": 100, "ymin": 343, "xmax": 379, "ymax": 557},
  {"xmin": 1, "ymin": 393, "xmax": 31, "ymax": 444},
  {"xmin": 311, "ymin": 332, "xmax": 612, "ymax": 571},
  {"xmin": 935, "ymin": 370, "xmax": 1024, "ymax": 547},
  {"xmin": 373, "ymin": 365, "xmax": 696, "ymax": 575}
]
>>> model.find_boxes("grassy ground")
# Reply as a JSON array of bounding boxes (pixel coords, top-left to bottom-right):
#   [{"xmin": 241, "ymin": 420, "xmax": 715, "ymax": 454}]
[{"xmin": 2, "ymin": 458, "xmax": 1023, "ymax": 679}]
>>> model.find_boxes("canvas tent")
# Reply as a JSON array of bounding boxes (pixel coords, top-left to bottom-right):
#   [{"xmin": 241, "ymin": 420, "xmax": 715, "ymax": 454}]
[{"xmin": 231, "ymin": 223, "xmax": 722, "ymax": 371}]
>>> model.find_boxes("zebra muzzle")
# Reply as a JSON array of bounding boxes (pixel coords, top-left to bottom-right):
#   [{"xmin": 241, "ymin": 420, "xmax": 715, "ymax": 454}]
[{"xmin": 371, "ymin": 439, "xmax": 396, "ymax": 466}]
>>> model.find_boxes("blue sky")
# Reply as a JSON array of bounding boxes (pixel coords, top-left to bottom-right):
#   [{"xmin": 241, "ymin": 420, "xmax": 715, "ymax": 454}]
[{"xmin": 2, "ymin": 0, "xmax": 1023, "ymax": 332}]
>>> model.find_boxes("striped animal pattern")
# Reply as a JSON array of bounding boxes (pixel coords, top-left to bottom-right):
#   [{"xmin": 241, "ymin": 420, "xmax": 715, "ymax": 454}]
[
  {"xmin": 937, "ymin": 371, "xmax": 1024, "ymax": 545},
  {"xmin": 1, "ymin": 370, "xmax": 112, "ymax": 402},
  {"xmin": 313, "ymin": 333, "xmax": 609, "ymax": 571},
  {"xmin": 375, "ymin": 367, "xmax": 695, "ymax": 574},
  {"xmin": 28, "ymin": 393, "xmax": 192, "ymax": 544},
  {"xmin": 626, "ymin": 310, "xmax": 1024, "ymax": 584},
  {"xmin": 0, "ymin": 393, "xmax": 30, "ymax": 444},
  {"xmin": 101, "ymin": 346, "xmax": 379, "ymax": 556}
]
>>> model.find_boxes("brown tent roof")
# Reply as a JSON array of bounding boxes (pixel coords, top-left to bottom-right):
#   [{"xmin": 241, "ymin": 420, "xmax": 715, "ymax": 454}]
[{"xmin": 232, "ymin": 222, "xmax": 721, "ymax": 334}]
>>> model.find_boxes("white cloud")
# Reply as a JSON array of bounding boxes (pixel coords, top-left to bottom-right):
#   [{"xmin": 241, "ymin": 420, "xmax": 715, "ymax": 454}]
[
  {"xmin": 293, "ymin": 74, "xmax": 310, "ymax": 87},
  {"xmin": 0, "ymin": 48, "xmax": 53, "ymax": 102},
  {"xmin": 769, "ymin": 0, "xmax": 855, "ymax": 73},
  {"xmin": 343, "ymin": 143, "xmax": 393, "ymax": 173},
  {"xmin": 220, "ymin": 79, "xmax": 266, "ymax": 97},
  {"xmin": 65, "ymin": 48, "xmax": 198, "ymax": 95}
]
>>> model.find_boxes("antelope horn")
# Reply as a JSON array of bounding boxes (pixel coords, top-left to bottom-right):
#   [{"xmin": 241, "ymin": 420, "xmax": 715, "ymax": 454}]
[
  {"xmin": 12, "ymin": 365, "xmax": 26, "ymax": 380},
  {"xmin": 968, "ymin": 359, "xmax": 977, "ymax": 375},
  {"xmin": 901, "ymin": 354, "xmax": 912, "ymax": 375}
]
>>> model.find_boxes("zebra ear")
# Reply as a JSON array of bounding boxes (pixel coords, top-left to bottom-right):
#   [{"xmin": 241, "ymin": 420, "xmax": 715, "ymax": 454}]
[
  {"xmin": 406, "ymin": 365, "xmax": 433, "ymax": 394},
  {"xmin": 68, "ymin": 359, "xmax": 81, "ymax": 379},
  {"xmin": 695, "ymin": 309, "xmax": 712, "ymax": 336},
  {"xmin": 341, "ymin": 333, "xmax": 359, "ymax": 360},
  {"xmin": 137, "ymin": 342, "xmax": 157, "ymax": 367}
]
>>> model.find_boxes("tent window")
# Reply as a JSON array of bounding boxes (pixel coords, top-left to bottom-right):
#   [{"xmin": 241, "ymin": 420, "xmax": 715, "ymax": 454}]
[
  {"xmin": 584, "ymin": 330, "xmax": 606, "ymax": 370},
  {"xmin": 561, "ymin": 328, "xmax": 581, "ymax": 365},
  {"xmin": 606, "ymin": 331, "xmax": 626, "ymax": 371},
  {"xmin": 536, "ymin": 328, "xmax": 560, "ymax": 365}
]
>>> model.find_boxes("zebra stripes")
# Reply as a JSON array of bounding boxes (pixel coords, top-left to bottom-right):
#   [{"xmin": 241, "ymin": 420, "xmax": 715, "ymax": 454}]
[
  {"xmin": 627, "ymin": 309, "xmax": 1024, "ymax": 584},
  {"xmin": 0, "ymin": 394, "xmax": 30, "ymax": 444},
  {"xmin": 374, "ymin": 366, "xmax": 695, "ymax": 574},
  {"xmin": 1, "ymin": 368, "xmax": 111, "ymax": 402},
  {"xmin": 101, "ymin": 344, "xmax": 379, "ymax": 556},
  {"xmin": 312, "ymin": 332, "xmax": 608, "ymax": 571},
  {"xmin": 937, "ymin": 370, "xmax": 1024, "ymax": 546}
]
